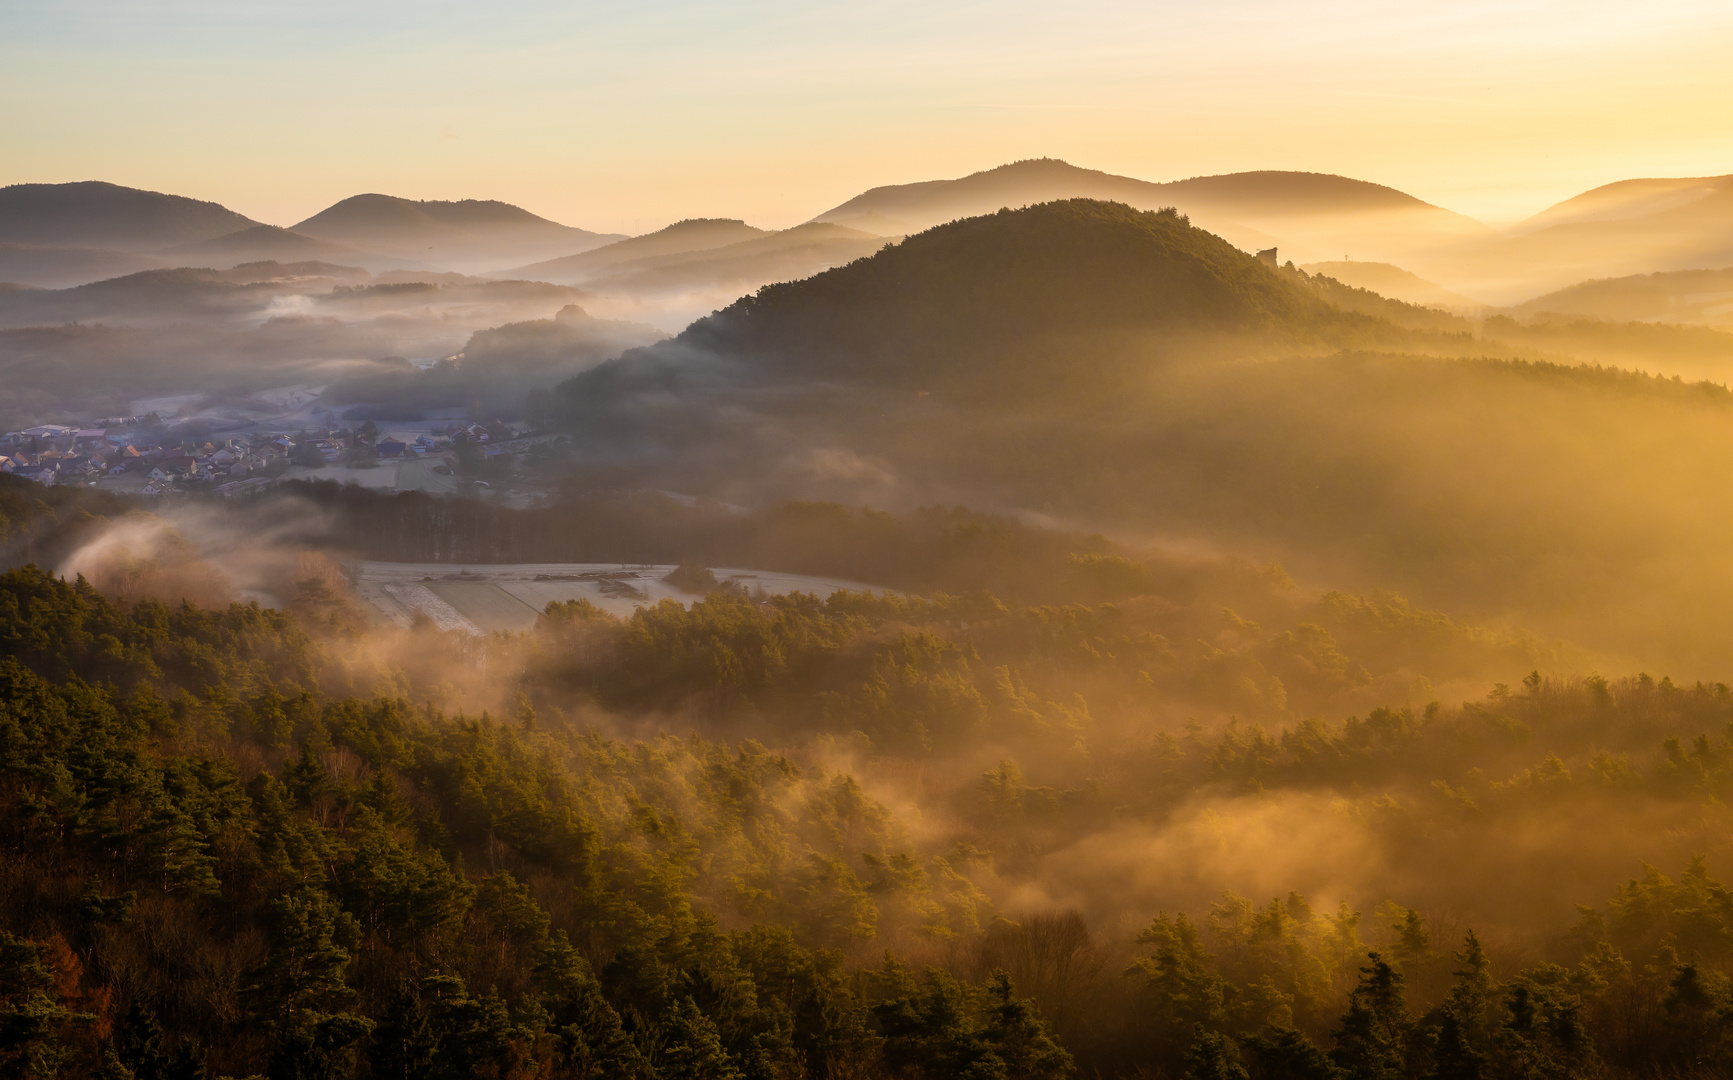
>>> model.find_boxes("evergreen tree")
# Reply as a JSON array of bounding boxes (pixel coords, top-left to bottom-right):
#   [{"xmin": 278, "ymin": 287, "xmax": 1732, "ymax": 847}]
[
  {"xmin": 141, "ymin": 801, "xmax": 221, "ymax": 896},
  {"xmin": 1133, "ymin": 914, "xmax": 1233, "ymax": 1060},
  {"xmin": 978, "ymin": 971, "xmax": 1073, "ymax": 1080},
  {"xmin": 0, "ymin": 931, "xmax": 80, "ymax": 1080},
  {"xmin": 368, "ymin": 981, "xmax": 434, "ymax": 1080},
  {"xmin": 873, "ymin": 964, "xmax": 998, "ymax": 1080},
  {"xmin": 659, "ymin": 997, "xmax": 743, "ymax": 1080},
  {"xmin": 1184, "ymin": 1028, "xmax": 1249, "ymax": 1080},
  {"xmin": 536, "ymin": 933, "xmax": 650, "ymax": 1079},
  {"xmin": 1662, "ymin": 961, "xmax": 1733, "ymax": 1070},
  {"xmin": 1444, "ymin": 932, "xmax": 1493, "ymax": 1031},
  {"xmin": 1425, "ymin": 1008, "xmax": 1483, "ymax": 1080},
  {"xmin": 265, "ymin": 1013, "xmax": 374, "ymax": 1080},
  {"xmin": 1330, "ymin": 954, "xmax": 1410, "ymax": 1080},
  {"xmin": 244, "ymin": 891, "xmax": 372, "ymax": 1080},
  {"xmin": 243, "ymin": 891, "xmax": 361, "ymax": 1025},
  {"xmin": 1244, "ymin": 1026, "xmax": 1338, "ymax": 1080}
]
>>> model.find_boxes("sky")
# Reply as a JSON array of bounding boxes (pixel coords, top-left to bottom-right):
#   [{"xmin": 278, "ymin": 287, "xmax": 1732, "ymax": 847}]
[{"xmin": 4, "ymin": 0, "xmax": 1733, "ymax": 233}]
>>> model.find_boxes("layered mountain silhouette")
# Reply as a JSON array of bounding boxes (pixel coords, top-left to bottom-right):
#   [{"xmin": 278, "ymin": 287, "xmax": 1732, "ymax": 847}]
[
  {"xmin": 0, "ymin": 180, "xmax": 262, "ymax": 250},
  {"xmin": 559, "ymin": 201, "xmax": 1440, "ymax": 437},
  {"xmin": 1452, "ymin": 175, "xmax": 1733, "ymax": 301},
  {"xmin": 1301, "ymin": 261, "xmax": 1486, "ymax": 313},
  {"xmin": 503, "ymin": 219, "xmax": 888, "ymax": 328},
  {"xmin": 550, "ymin": 199, "xmax": 1733, "ymax": 663},
  {"xmin": 1509, "ymin": 265, "xmax": 1733, "ymax": 325},
  {"xmin": 502, "ymin": 219, "xmax": 769, "ymax": 284},
  {"xmin": 0, "ymin": 181, "xmax": 628, "ymax": 285},
  {"xmin": 0, "ymin": 267, "xmax": 345, "ymax": 328},
  {"xmin": 0, "ymin": 243, "xmax": 165, "ymax": 290},
  {"xmin": 15, "ymin": 168, "xmax": 1733, "ymax": 309},
  {"xmin": 167, "ymin": 225, "xmax": 377, "ymax": 269},
  {"xmin": 0, "ymin": 181, "xmax": 263, "ymax": 287},
  {"xmin": 291, "ymin": 194, "xmax": 623, "ymax": 273},
  {"xmin": 811, "ymin": 159, "xmax": 1490, "ymax": 269}
]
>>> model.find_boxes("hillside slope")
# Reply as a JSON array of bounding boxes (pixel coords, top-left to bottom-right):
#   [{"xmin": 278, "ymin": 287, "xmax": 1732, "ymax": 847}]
[
  {"xmin": 0, "ymin": 242, "xmax": 165, "ymax": 288},
  {"xmin": 654, "ymin": 200, "xmax": 1392, "ymax": 391},
  {"xmin": 292, "ymin": 194, "xmax": 624, "ymax": 271},
  {"xmin": 167, "ymin": 224, "xmax": 379, "ymax": 269},
  {"xmin": 1509, "ymin": 265, "xmax": 1733, "ymax": 325},
  {"xmin": 0, "ymin": 180, "xmax": 262, "ymax": 251},
  {"xmin": 580, "ymin": 223, "xmax": 884, "ymax": 293},
  {"xmin": 1301, "ymin": 260, "xmax": 1487, "ymax": 312},
  {"xmin": 1451, "ymin": 175, "xmax": 1733, "ymax": 302},
  {"xmin": 503, "ymin": 218, "xmax": 769, "ymax": 283},
  {"xmin": 553, "ymin": 199, "xmax": 1733, "ymax": 666}
]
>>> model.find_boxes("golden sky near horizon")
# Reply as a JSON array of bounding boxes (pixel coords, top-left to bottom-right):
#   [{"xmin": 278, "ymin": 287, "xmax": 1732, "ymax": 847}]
[{"xmin": 4, "ymin": 0, "xmax": 1733, "ymax": 233}]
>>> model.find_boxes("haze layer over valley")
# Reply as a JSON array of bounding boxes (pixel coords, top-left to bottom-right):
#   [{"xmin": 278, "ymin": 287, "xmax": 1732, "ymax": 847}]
[{"xmin": 12, "ymin": 145, "xmax": 1733, "ymax": 1080}]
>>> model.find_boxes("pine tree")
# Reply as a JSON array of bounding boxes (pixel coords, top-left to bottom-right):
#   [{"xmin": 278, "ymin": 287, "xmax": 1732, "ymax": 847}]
[
  {"xmin": 1426, "ymin": 1008, "xmax": 1483, "ymax": 1080},
  {"xmin": 142, "ymin": 802, "xmax": 221, "ymax": 897},
  {"xmin": 264, "ymin": 1012, "xmax": 374, "ymax": 1080},
  {"xmin": 978, "ymin": 971, "xmax": 1073, "ymax": 1079},
  {"xmin": 114, "ymin": 1002, "xmax": 168, "ymax": 1080},
  {"xmin": 658, "ymin": 997, "xmax": 742, "ymax": 1080},
  {"xmin": 1184, "ymin": 1028, "xmax": 1249, "ymax": 1080},
  {"xmin": 1330, "ymin": 954, "xmax": 1410, "ymax": 1080},
  {"xmin": 1133, "ymin": 914, "xmax": 1233, "ymax": 1059},
  {"xmin": 536, "ymin": 933, "xmax": 650, "ymax": 1079},
  {"xmin": 1244, "ymin": 1026, "xmax": 1338, "ymax": 1080},
  {"xmin": 0, "ymin": 930, "xmax": 83, "ymax": 1080},
  {"xmin": 242, "ymin": 891, "xmax": 360, "ymax": 1025},
  {"xmin": 1444, "ymin": 932, "xmax": 1493, "ymax": 1030},
  {"xmin": 368, "ymin": 981, "xmax": 434, "ymax": 1080}
]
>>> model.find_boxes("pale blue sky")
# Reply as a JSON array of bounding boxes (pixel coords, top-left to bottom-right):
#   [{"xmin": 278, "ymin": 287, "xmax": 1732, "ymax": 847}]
[{"xmin": 4, "ymin": 0, "xmax": 1732, "ymax": 231}]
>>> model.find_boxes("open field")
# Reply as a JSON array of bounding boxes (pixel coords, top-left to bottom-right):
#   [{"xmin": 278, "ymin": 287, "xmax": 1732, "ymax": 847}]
[
  {"xmin": 350, "ymin": 561, "xmax": 889, "ymax": 633},
  {"xmin": 423, "ymin": 580, "xmax": 541, "ymax": 632}
]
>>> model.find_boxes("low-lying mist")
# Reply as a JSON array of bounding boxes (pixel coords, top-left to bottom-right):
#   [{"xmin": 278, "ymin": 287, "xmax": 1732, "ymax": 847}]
[
  {"xmin": 8, "ymin": 474, "xmax": 1733, "ymax": 1077},
  {"xmin": 0, "ymin": 263, "xmax": 662, "ymax": 428},
  {"xmin": 14, "ymin": 194, "xmax": 1733, "ymax": 1078}
]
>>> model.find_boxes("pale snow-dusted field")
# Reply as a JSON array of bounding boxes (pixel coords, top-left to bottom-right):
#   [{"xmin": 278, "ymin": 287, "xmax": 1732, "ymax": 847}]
[{"xmin": 349, "ymin": 561, "xmax": 889, "ymax": 633}]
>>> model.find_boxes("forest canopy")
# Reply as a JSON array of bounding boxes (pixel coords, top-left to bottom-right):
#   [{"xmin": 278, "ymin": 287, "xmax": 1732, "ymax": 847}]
[{"xmin": 4, "ymin": 479, "xmax": 1733, "ymax": 1079}]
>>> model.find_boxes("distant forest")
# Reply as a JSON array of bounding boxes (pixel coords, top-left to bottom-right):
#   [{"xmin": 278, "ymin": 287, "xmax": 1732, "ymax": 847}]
[{"xmin": 7, "ymin": 478, "xmax": 1733, "ymax": 1079}]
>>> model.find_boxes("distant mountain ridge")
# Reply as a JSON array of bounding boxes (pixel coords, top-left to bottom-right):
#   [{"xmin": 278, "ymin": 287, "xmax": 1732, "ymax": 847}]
[
  {"xmin": 0, "ymin": 180, "xmax": 263, "ymax": 250},
  {"xmin": 578, "ymin": 223, "xmax": 883, "ymax": 295},
  {"xmin": 811, "ymin": 159, "xmax": 1491, "ymax": 269},
  {"xmin": 1301, "ymin": 261, "xmax": 1487, "ymax": 312},
  {"xmin": 1446, "ymin": 174, "xmax": 1733, "ymax": 302},
  {"xmin": 0, "ymin": 181, "xmax": 630, "ymax": 284},
  {"xmin": 0, "ymin": 243, "xmax": 166, "ymax": 290},
  {"xmin": 168, "ymin": 225, "xmax": 375, "ymax": 268},
  {"xmin": 292, "ymin": 194, "xmax": 624, "ymax": 272},
  {"xmin": 1512, "ymin": 176, "xmax": 1733, "ymax": 234},
  {"xmin": 502, "ymin": 219, "xmax": 769, "ymax": 284},
  {"xmin": 816, "ymin": 159, "xmax": 1449, "ymax": 226},
  {"xmin": 1510, "ymin": 265, "xmax": 1733, "ymax": 325},
  {"xmin": 564, "ymin": 199, "xmax": 1405, "ymax": 411}
]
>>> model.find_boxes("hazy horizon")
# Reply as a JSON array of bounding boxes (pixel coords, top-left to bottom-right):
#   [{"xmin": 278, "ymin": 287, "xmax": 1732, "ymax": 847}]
[{"xmin": 6, "ymin": 0, "xmax": 1733, "ymax": 233}]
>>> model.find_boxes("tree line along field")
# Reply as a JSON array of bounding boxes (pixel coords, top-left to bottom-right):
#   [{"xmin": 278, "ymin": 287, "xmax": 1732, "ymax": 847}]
[{"xmin": 350, "ymin": 561, "xmax": 888, "ymax": 633}]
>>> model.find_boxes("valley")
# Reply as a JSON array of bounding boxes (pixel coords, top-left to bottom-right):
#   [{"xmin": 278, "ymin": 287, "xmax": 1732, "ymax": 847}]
[{"xmin": 9, "ymin": 151, "xmax": 1733, "ymax": 1080}]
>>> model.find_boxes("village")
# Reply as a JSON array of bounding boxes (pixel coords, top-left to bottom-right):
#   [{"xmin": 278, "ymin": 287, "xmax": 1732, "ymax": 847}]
[{"xmin": 0, "ymin": 413, "xmax": 551, "ymax": 500}]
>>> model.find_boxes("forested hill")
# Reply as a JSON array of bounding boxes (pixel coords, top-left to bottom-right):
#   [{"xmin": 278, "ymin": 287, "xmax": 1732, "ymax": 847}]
[
  {"xmin": 562, "ymin": 200, "xmax": 1419, "ymax": 401},
  {"xmin": 543, "ymin": 201, "xmax": 1733, "ymax": 669}
]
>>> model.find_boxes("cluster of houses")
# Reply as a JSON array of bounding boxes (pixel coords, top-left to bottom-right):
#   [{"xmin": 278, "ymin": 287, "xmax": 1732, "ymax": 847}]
[
  {"xmin": 0, "ymin": 419, "xmax": 516, "ymax": 496},
  {"xmin": 0, "ymin": 422, "xmax": 292, "ymax": 495},
  {"xmin": 325, "ymin": 423, "xmax": 494, "ymax": 461}
]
